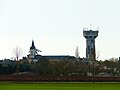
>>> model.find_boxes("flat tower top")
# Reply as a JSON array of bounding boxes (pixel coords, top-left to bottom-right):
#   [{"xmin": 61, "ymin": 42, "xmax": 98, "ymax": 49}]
[{"xmin": 83, "ymin": 30, "xmax": 99, "ymax": 38}]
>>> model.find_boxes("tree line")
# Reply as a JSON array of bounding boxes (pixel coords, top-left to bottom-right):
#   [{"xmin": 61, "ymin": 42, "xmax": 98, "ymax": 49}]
[{"xmin": 0, "ymin": 58, "xmax": 120, "ymax": 76}]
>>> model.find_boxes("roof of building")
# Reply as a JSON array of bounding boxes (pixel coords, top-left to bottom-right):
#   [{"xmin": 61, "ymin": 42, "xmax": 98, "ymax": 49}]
[
  {"xmin": 29, "ymin": 55, "xmax": 76, "ymax": 60},
  {"xmin": 42, "ymin": 55, "xmax": 76, "ymax": 59}
]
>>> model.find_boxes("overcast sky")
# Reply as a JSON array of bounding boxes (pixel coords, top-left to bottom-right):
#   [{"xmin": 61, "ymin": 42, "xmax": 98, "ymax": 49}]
[{"xmin": 0, "ymin": 0, "xmax": 120, "ymax": 60}]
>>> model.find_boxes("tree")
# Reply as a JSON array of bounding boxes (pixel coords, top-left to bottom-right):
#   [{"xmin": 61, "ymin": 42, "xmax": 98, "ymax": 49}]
[
  {"xmin": 13, "ymin": 46, "xmax": 23, "ymax": 61},
  {"xmin": 103, "ymin": 58, "xmax": 119, "ymax": 76},
  {"xmin": 96, "ymin": 50, "xmax": 100, "ymax": 60},
  {"xmin": 31, "ymin": 57, "xmax": 50, "ymax": 75},
  {"xmin": 0, "ymin": 63, "xmax": 16, "ymax": 74},
  {"xmin": 75, "ymin": 46, "xmax": 79, "ymax": 59},
  {"xmin": 13, "ymin": 46, "xmax": 23, "ymax": 73},
  {"xmin": 19, "ymin": 63, "xmax": 31, "ymax": 72}
]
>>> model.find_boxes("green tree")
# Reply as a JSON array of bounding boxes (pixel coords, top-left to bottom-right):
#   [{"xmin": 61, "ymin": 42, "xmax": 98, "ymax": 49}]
[{"xmin": 31, "ymin": 57, "xmax": 50, "ymax": 75}]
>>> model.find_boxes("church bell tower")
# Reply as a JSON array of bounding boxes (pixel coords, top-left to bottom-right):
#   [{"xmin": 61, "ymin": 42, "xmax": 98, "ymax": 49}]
[{"xmin": 29, "ymin": 40, "xmax": 37, "ymax": 58}]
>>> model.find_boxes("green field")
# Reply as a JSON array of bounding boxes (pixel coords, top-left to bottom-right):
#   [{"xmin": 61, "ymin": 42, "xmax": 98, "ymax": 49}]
[{"xmin": 0, "ymin": 82, "xmax": 120, "ymax": 90}]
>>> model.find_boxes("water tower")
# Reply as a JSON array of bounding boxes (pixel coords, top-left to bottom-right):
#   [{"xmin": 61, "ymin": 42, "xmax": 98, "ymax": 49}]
[{"xmin": 83, "ymin": 29, "xmax": 99, "ymax": 61}]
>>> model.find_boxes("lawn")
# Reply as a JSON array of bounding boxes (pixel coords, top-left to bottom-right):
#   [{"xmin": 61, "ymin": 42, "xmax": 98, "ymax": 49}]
[{"xmin": 0, "ymin": 82, "xmax": 120, "ymax": 90}]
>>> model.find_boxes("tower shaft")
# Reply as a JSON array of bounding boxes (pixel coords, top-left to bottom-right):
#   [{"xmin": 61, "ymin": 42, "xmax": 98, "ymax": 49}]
[{"xmin": 83, "ymin": 30, "xmax": 98, "ymax": 61}]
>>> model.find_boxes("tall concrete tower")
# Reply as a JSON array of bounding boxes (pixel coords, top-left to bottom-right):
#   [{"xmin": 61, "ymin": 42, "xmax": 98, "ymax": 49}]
[{"xmin": 83, "ymin": 29, "xmax": 98, "ymax": 61}]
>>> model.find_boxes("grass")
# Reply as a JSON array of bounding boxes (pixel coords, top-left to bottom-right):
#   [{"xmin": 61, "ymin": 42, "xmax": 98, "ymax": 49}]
[{"xmin": 0, "ymin": 82, "xmax": 120, "ymax": 90}]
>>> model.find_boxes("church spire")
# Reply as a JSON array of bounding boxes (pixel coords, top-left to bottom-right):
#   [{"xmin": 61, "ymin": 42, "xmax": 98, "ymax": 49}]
[{"xmin": 30, "ymin": 40, "xmax": 36, "ymax": 49}]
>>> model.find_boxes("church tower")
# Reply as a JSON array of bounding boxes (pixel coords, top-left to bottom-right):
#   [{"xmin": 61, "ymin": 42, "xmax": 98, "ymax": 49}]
[
  {"xmin": 29, "ymin": 40, "xmax": 38, "ymax": 59},
  {"xmin": 28, "ymin": 40, "xmax": 42, "ymax": 63}
]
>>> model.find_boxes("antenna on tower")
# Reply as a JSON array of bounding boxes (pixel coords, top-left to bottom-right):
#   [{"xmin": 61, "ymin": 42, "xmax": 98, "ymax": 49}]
[{"xmin": 90, "ymin": 23, "xmax": 92, "ymax": 30}]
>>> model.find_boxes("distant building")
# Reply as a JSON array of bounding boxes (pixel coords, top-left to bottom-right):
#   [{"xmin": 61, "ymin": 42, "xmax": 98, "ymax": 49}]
[
  {"xmin": 42, "ymin": 55, "xmax": 76, "ymax": 61},
  {"xmin": 27, "ymin": 40, "xmax": 76, "ymax": 63}
]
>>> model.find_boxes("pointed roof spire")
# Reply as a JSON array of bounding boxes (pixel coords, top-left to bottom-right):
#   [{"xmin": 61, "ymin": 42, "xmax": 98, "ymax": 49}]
[{"xmin": 30, "ymin": 40, "xmax": 36, "ymax": 49}]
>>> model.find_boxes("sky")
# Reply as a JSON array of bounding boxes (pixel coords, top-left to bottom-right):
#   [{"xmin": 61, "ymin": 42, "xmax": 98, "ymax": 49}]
[{"xmin": 0, "ymin": 0, "xmax": 120, "ymax": 60}]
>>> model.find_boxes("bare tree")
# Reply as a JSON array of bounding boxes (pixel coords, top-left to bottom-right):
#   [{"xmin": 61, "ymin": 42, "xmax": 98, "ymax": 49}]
[
  {"xmin": 96, "ymin": 50, "xmax": 100, "ymax": 60},
  {"xmin": 13, "ymin": 46, "xmax": 23, "ymax": 74},
  {"xmin": 75, "ymin": 46, "xmax": 79, "ymax": 58},
  {"xmin": 13, "ymin": 46, "xmax": 23, "ymax": 61}
]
